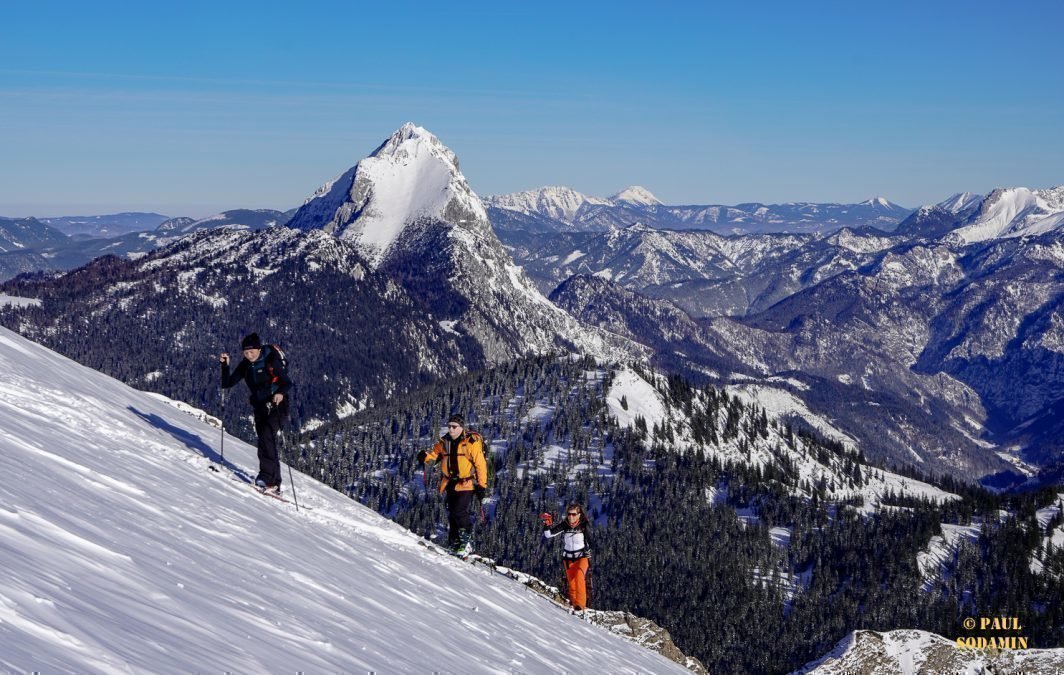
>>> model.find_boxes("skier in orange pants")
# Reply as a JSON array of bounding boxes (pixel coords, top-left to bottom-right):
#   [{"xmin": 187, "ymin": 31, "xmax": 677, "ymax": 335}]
[{"xmin": 541, "ymin": 503, "xmax": 592, "ymax": 610}]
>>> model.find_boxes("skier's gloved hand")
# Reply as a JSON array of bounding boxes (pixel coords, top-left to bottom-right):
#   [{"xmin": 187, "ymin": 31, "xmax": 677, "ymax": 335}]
[
  {"xmin": 540, "ymin": 512, "xmax": 553, "ymax": 527},
  {"xmin": 416, "ymin": 450, "xmax": 427, "ymax": 464},
  {"xmin": 474, "ymin": 486, "xmax": 486, "ymax": 500}
]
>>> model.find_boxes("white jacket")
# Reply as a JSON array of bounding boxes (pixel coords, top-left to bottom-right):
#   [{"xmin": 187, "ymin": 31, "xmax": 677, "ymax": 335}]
[{"xmin": 544, "ymin": 521, "xmax": 591, "ymax": 560}]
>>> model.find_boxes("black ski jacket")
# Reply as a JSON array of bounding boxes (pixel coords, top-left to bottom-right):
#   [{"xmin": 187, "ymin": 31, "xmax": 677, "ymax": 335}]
[{"xmin": 221, "ymin": 345, "xmax": 292, "ymax": 406}]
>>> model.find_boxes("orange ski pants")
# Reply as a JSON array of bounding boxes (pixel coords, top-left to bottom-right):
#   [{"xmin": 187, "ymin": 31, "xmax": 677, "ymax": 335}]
[{"xmin": 564, "ymin": 558, "xmax": 589, "ymax": 610}]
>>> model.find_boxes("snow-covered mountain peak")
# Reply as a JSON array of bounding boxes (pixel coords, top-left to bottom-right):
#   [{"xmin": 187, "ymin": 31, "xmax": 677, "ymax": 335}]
[
  {"xmin": 287, "ymin": 123, "xmax": 488, "ymax": 268},
  {"xmin": 611, "ymin": 186, "xmax": 662, "ymax": 206},
  {"xmin": 948, "ymin": 185, "xmax": 1064, "ymax": 244},
  {"xmin": 936, "ymin": 191, "xmax": 983, "ymax": 214},
  {"xmin": 859, "ymin": 196, "xmax": 898, "ymax": 210},
  {"xmin": 485, "ymin": 186, "xmax": 610, "ymax": 223},
  {"xmin": 284, "ymin": 125, "xmax": 641, "ymax": 365},
  {"xmin": 369, "ymin": 122, "xmax": 460, "ymax": 171}
]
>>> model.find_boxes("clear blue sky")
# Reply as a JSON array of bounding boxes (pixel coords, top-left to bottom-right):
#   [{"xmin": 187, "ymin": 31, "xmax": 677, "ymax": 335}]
[{"xmin": 2, "ymin": 0, "xmax": 1062, "ymax": 218}]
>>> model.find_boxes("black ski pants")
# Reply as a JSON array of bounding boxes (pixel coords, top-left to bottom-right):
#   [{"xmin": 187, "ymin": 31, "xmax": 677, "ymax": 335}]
[
  {"xmin": 445, "ymin": 488, "xmax": 474, "ymax": 544},
  {"xmin": 253, "ymin": 400, "xmax": 286, "ymax": 486}
]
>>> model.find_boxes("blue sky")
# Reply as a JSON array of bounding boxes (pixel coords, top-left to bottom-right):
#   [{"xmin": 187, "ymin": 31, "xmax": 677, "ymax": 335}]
[{"xmin": 2, "ymin": 0, "xmax": 1062, "ymax": 218}]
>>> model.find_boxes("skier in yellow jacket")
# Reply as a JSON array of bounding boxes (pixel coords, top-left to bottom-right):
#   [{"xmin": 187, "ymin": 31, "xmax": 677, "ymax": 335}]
[{"xmin": 417, "ymin": 414, "xmax": 488, "ymax": 555}]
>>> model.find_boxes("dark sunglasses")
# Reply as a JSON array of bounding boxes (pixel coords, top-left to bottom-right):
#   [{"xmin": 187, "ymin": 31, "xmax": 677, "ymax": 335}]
[{"xmin": 567, "ymin": 512, "xmax": 580, "ymax": 516}]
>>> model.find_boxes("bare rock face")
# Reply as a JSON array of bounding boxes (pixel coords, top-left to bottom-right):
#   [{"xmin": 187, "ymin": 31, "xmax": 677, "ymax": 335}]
[{"xmin": 587, "ymin": 610, "xmax": 708, "ymax": 674}]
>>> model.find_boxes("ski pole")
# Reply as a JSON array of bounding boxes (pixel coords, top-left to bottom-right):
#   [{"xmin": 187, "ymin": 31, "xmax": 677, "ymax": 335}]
[
  {"xmin": 290, "ymin": 389, "xmax": 304, "ymax": 511},
  {"xmin": 219, "ymin": 387, "xmax": 226, "ymax": 463},
  {"xmin": 278, "ymin": 428, "xmax": 300, "ymax": 512}
]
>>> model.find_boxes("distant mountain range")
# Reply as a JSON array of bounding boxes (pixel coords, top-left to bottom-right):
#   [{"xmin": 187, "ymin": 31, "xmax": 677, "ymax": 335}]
[
  {"xmin": 0, "ymin": 209, "xmax": 296, "ymax": 282},
  {"xmin": 0, "ymin": 216, "xmax": 68, "ymax": 253},
  {"xmin": 512, "ymin": 184, "xmax": 1064, "ymax": 482},
  {"xmin": 2, "ymin": 126, "xmax": 1063, "ymax": 486},
  {"xmin": 34, "ymin": 209, "xmax": 299, "ymax": 239},
  {"xmin": 486, "ymin": 186, "xmax": 912, "ymax": 235},
  {"xmin": 40, "ymin": 212, "xmax": 171, "ymax": 237},
  {"xmin": 157, "ymin": 208, "xmax": 297, "ymax": 236}
]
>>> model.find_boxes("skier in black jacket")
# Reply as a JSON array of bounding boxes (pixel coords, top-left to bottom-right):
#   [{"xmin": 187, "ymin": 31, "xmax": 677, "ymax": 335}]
[{"xmin": 220, "ymin": 333, "xmax": 292, "ymax": 491}]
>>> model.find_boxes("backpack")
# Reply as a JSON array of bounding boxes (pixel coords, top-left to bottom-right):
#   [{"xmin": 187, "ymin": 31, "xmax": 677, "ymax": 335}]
[
  {"xmin": 265, "ymin": 343, "xmax": 289, "ymax": 371},
  {"xmin": 464, "ymin": 431, "xmax": 495, "ymax": 490}
]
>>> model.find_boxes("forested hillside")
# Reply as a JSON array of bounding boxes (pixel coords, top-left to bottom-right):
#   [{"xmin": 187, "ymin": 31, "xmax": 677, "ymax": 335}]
[{"xmin": 294, "ymin": 355, "xmax": 1064, "ymax": 673}]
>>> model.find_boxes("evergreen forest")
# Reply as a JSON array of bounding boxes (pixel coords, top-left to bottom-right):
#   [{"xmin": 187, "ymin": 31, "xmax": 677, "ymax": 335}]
[{"xmin": 292, "ymin": 354, "xmax": 1064, "ymax": 674}]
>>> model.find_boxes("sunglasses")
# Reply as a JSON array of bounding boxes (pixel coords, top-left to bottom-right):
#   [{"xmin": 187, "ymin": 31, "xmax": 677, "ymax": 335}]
[{"xmin": 567, "ymin": 512, "xmax": 580, "ymax": 517}]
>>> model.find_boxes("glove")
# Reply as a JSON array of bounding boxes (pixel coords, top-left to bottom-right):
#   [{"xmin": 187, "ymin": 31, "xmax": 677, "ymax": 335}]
[
  {"xmin": 416, "ymin": 450, "xmax": 427, "ymax": 464},
  {"xmin": 540, "ymin": 512, "xmax": 553, "ymax": 527},
  {"xmin": 474, "ymin": 486, "xmax": 486, "ymax": 500}
]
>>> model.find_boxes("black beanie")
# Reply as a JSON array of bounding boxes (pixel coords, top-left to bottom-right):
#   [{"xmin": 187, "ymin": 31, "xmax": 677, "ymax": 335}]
[
  {"xmin": 241, "ymin": 333, "xmax": 263, "ymax": 350},
  {"xmin": 448, "ymin": 414, "xmax": 465, "ymax": 427}
]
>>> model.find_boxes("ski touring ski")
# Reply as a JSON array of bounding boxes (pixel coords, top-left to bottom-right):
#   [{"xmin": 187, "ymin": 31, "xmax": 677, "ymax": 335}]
[{"xmin": 225, "ymin": 474, "xmax": 311, "ymax": 510}]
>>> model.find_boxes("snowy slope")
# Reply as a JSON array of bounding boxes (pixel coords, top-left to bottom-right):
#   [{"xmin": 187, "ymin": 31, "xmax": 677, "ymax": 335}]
[
  {"xmin": 1031, "ymin": 494, "xmax": 1064, "ymax": 575},
  {"xmin": 604, "ymin": 367, "xmax": 956, "ymax": 509},
  {"xmin": 726, "ymin": 383, "xmax": 857, "ymax": 448},
  {"xmin": 0, "ymin": 294, "xmax": 41, "ymax": 308},
  {"xmin": 0, "ymin": 326, "xmax": 686, "ymax": 673},
  {"xmin": 917, "ymin": 523, "xmax": 980, "ymax": 591}
]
